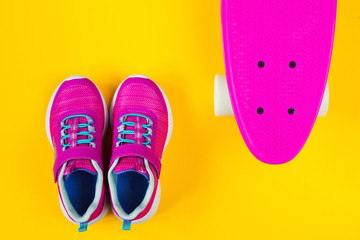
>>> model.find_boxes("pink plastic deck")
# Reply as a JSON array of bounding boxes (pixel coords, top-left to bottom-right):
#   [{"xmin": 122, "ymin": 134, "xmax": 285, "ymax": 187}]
[{"xmin": 222, "ymin": 0, "xmax": 337, "ymax": 164}]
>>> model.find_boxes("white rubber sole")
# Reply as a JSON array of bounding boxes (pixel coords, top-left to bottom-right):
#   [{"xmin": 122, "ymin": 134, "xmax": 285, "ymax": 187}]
[
  {"xmin": 109, "ymin": 74, "xmax": 173, "ymax": 224},
  {"xmin": 45, "ymin": 75, "xmax": 109, "ymax": 226},
  {"xmin": 59, "ymin": 194, "xmax": 109, "ymax": 226}
]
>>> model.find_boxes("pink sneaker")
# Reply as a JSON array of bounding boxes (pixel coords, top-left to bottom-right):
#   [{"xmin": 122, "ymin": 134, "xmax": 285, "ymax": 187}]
[
  {"xmin": 45, "ymin": 76, "xmax": 109, "ymax": 232},
  {"xmin": 108, "ymin": 75, "xmax": 173, "ymax": 230}
]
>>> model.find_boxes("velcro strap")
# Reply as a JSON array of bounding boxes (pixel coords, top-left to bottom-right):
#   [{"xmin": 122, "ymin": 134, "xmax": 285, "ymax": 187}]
[
  {"xmin": 53, "ymin": 147, "xmax": 103, "ymax": 182},
  {"xmin": 110, "ymin": 144, "xmax": 162, "ymax": 178}
]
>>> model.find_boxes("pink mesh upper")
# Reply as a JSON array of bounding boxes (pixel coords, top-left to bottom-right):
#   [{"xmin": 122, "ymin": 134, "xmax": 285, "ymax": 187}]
[
  {"xmin": 50, "ymin": 85, "xmax": 104, "ymax": 133},
  {"xmin": 110, "ymin": 77, "xmax": 169, "ymax": 221},
  {"xmin": 112, "ymin": 79, "xmax": 168, "ymax": 160},
  {"xmin": 49, "ymin": 77, "xmax": 106, "ymax": 223},
  {"xmin": 50, "ymin": 78, "xmax": 105, "ymax": 179}
]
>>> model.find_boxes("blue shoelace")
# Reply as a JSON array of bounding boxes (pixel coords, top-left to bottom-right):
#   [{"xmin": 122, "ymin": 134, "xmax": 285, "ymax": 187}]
[
  {"xmin": 116, "ymin": 114, "xmax": 153, "ymax": 148},
  {"xmin": 60, "ymin": 114, "xmax": 96, "ymax": 151}
]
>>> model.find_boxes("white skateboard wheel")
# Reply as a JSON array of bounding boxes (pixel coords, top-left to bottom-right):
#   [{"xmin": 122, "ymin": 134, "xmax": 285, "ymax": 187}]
[
  {"xmin": 214, "ymin": 74, "xmax": 234, "ymax": 116},
  {"xmin": 318, "ymin": 81, "xmax": 329, "ymax": 117}
]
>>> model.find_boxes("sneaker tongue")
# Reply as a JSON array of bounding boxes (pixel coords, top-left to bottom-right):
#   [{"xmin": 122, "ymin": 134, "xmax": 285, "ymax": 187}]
[
  {"xmin": 121, "ymin": 115, "xmax": 148, "ymax": 145},
  {"xmin": 63, "ymin": 159, "xmax": 97, "ymax": 177},
  {"xmin": 60, "ymin": 117, "xmax": 97, "ymax": 179},
  {"xmin": 114, "ymin": 115, "xmax": 152, "ymax": 177},
  {"xmin": 114, "ymin": 157, "xmax": 149, "ymax": 179},
  {"xmin": 65, "ymin": 117, "xmax": 90, "ymax": 148}
]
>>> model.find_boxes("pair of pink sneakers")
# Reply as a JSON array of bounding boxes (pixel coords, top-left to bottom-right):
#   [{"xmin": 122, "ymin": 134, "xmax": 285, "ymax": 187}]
[{"xmin": 45, "ymin": 75, "xmax": 173, "ymax": 232}]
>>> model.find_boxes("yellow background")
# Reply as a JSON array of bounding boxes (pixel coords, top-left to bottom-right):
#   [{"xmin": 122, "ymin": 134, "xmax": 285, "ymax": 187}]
[{"xmin": 0, "ymin": 0, "xmax": 359, "ymax": 239}]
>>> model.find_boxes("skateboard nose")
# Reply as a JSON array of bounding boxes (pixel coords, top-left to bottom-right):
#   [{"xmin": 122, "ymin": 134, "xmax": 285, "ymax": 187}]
[
  {"xmin": 254, "ymin": 154, "xmax": 296, "ymax": 165},
  {"xmin": 244, "ymin": 130, "xmax": 304, "ymax": 165}
]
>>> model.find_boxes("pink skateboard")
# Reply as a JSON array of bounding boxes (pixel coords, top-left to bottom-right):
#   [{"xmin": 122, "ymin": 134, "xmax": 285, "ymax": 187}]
[{"xmin": 215, "ymin": 0, "xmax": 337, "ymax": 164}]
